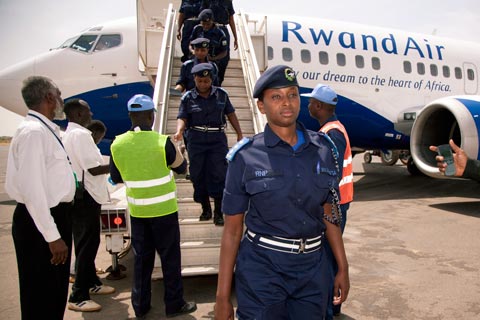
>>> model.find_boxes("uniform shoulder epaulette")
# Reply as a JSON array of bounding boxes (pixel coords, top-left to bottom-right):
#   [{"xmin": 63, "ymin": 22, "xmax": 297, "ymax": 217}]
[
  {"xmin": 216, "ymin": 86, "xmax": 229, "ymax": 95},
  {"xmin": 216, "ymin": 86, "xmax": 228, "ymax": 94},
  {"xmin": 318, "ymin": 131, "xmax": 341, "ymax": 175},
  {"xmin": 226, "ymin": 137, "xmax": 252, "ymax": 161},
  {"xmin": 318, "ymin": 131, "xmax": 339, "ymax": 159},
  {"xmin": 183, "ymin": 59, "xmax": 194, "ymax": 66},
  {"xmin": 180, "ymin": 90, "xmax": 192, "ymax": 101}
]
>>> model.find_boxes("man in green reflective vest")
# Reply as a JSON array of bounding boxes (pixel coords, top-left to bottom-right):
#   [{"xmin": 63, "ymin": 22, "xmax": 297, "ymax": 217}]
[{"xmin": 109, "ymin": 94, "xmax": 197, "ymax": 318}]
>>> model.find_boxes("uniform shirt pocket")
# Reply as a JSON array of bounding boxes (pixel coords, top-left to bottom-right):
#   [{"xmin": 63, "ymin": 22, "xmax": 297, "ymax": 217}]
[
  {"xmin": 245, "ymin": 177, "xmax": 287, "ymax": 221},
  {"xmin": 187, "ymin": 104, "xmax": 202, "ymax": 113}
]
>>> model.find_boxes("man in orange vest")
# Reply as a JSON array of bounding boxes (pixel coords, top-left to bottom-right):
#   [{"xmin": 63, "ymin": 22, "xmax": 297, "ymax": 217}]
[{"xmin": 302, "ymin": 83, "xmax": 353, "ymax": 319}]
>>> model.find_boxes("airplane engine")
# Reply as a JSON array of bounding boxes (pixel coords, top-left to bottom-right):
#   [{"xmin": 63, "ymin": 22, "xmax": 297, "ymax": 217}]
[{"xmin": 410, "ymin": 96, "xmax": 480, "ymax": 178}]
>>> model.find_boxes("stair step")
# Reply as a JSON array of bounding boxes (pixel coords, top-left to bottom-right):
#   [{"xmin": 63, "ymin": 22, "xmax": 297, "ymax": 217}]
[
  {"xmin": 179, "ymin": 219, "xmax": 224, "ymax": 240},
  {"xmin": 152, "ymin": 264, "xmax": 219, "ymax": 279},
  {"xmin": 154, "ymin": 54, "xmax": 252, "ymax": 276},
  {"xmin": 152, "ymin": 239, "xmax": 221, "ymax": 278}
]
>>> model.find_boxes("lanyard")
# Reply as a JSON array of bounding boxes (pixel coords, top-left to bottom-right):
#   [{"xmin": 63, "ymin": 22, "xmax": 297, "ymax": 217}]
[{"xmin": 28, "ymin": 112, "xmax": 79, "ymax": 186}]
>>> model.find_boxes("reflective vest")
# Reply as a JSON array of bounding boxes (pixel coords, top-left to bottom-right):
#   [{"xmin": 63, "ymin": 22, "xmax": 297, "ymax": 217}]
[
  {"xmin": 320, "ymin": 120, "xmax": 354, "ymax": 204},
  {"xmin": 110, "ymin": 131, "xmax": 178, "ymax": 217}
]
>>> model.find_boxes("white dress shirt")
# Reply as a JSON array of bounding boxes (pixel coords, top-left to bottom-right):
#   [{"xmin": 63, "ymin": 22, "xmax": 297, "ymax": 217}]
[
  {"xmin": 5, "ymin": 110, "xmax": 76, "ymax": 242},
  {"xmin": 62, "ymin": 122, "xmax": 109, "ymax": 205}
]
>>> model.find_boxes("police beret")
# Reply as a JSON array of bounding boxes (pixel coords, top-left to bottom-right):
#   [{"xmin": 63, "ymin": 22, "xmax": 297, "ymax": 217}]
[
  {"xmin": 191, "ymin": 37, "xmax": 210, "ymax": 48},
  {"xmin": 191, "ymin": 63, "xmax": 213, "ymax": 77},
  {"xmin": 198, "ymin": 9, "xmax": 214, "ymax": 22},
  {"xmin": 253, "ymin": 65, "xmax": 299, "ymax": 98}
]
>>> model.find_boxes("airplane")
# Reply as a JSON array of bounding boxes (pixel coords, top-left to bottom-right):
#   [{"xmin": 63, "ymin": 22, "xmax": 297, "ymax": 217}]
[{"xmin": 1, "ymin": 5, "xmax": 480, "ymax": 179}]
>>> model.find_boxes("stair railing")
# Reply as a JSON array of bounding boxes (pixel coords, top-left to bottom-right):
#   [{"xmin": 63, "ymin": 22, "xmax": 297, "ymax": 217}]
[
  {"xmin": 235, "ymin": 10, "xmax": 267, "ymax": 134},
  {"xmin": 152, "ymin": 3, "xmax": 177, "ymax": 134}
]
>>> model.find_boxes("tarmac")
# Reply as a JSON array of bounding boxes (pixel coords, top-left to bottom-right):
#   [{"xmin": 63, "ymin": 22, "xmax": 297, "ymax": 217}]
[{"xmin": 1, "ymin": 143, "xmax": 480, "ymax": 320}]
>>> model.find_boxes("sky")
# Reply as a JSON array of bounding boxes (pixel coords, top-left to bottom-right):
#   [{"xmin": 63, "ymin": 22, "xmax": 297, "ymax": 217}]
[{"xmin": 1, "ymin": 0, "xmax": 480, "ymax": 135}]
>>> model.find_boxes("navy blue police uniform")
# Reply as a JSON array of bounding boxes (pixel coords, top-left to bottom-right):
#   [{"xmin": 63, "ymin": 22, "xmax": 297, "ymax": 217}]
[
  {"xmin": 200, "ymin": 0, "xmax": 235, "ymax": 54},
  {"xmin": 176, "ymin": 38, "xmax": 219, "ymax": 91},
  {"xmin": 222, "ymin": 65, "xmax": 342, "ymax": 319},
  {"xmin": 177, "ymin": 63, "xmax": 234, "ymax": 221},
  {"xmin": 190, "ymin": 9, "xmax": 229, "ymax": 86},
  {"xmin": 178, "ymin": 0, "xmax": 203, "ymax": 62}
]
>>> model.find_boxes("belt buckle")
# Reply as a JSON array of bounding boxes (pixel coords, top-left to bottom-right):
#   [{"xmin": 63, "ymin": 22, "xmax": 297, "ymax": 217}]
[{"xmin": 297, "ymin": 239, "xmax": 305, "ymax": 254}]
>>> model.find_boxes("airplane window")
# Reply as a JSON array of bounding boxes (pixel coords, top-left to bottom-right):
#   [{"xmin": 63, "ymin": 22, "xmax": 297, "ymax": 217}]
[
  {"xmin": 372, "ymin": 57, "xmax": 380, "ymax": 70},
  {"xmin": 417, "ymin": 63, "xmax": 425, "ymax": 75},
  {"xmin": 94, "ymin": 34, "xmax": 122, "ymax": 51},
  {"xmin": 403, "ymin": 61, "xmax": 412, "ymax": 74},
  {"xmin": 454, "ymin": 67, "xmax": 462, "ymax": 79},
  {"xmin": 70, "ymin": 35, "xmax": 98, "ymax": 53},
  {"xmin": 301, "ymin": 49, "xmax": 311, "ymax": 63},
  {"xmin": 58, "ymin": 36, "xmax": 77, "ymax": 49},
  {"xmin": 430, "ymin": 64, "xmax": 438, "ymax": 77},
  {"xmin": 282, "ymin": 48, "xmax": 293, "ymax": 62},
  {"xmin": 336, "ymin": 53, "xmax": 346, "ymax": 67},
  {"xmin": 355, "ymin": 55, "xmax": 364, "ymax": 69},
  {"xmin": 267, "ymin": 46, "xmax": 273, "ymax": 60},
  {"xmin": 319, "ymin": 51, "xmax": 329, "ymax": 65},
  {"xmin": 467, "ymin": 69, "xmax": 475, "ymax": 81},
  {"xmin": 442, "ymin": 66, "xmax": 450, "ymax": 78}
]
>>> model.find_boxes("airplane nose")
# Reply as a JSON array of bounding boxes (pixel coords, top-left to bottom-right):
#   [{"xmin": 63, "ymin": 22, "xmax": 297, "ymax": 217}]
[{"xmin": 0, "ymin": 58, "xmax": 36, "ymax": 116}]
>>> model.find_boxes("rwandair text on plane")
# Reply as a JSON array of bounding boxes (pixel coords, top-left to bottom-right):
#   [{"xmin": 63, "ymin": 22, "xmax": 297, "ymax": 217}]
[{"xmin": 282, "ymin": 21, "xmax": 446, "ymax": 61}]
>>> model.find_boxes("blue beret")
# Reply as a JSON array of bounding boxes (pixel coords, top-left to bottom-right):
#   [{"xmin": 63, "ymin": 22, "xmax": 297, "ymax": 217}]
[
  {"xmin": 191, "ymin": 63, "xmax": 213, "ymax": 77},
  {"xmin": 191, "ymin": 37, "xmax": 210, "ymax": 48},
  {"xmin": 198, "ymin": 9, "xmax": 214, "ymax": 22},
  {"xmin": 253, "ymin": 65, "xmax": 299, "ymax": 98}
]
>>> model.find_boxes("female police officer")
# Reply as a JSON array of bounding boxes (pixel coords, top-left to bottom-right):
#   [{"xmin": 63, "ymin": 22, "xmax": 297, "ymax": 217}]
[
  {"xmin": 215, "ymin": 65, "xmax": 350, "ymax": 319},
  {"xmin": 174, "ymin": 63, "xmax": 243, "ymax": 226}
]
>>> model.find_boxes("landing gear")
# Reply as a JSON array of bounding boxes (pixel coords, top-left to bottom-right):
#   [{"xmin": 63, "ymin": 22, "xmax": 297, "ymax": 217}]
[
  {"xmin": 399, "ymin": 150, "xmax": 410, "ymax": 165},
  {"xmin": 363, "ymin": 152, "xmax": 373, "ymax": 163},
  {"xmin": 380, "ymin": 150, "xmax": 399, "ymax": 165},
  {"xmin": 406, "ymin": 156, "xmax": 422, "ymax": 175},
  {"xmin": 363, "ymin": 149, "xmax": 400, "ymax": 165}
]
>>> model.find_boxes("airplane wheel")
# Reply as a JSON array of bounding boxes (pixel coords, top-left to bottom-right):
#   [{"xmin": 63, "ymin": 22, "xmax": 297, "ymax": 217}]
[
  {"xmin": 363, "ymin": 152, "xmax": 372, "ymax": 163},
  {"xmin": 398, "ymin": 150, "xmax": 410, "ymax": 165},
  {"xmin": 381, "ymin": 150, "xmax": 399, "ymax": 165},
  {"xmin": 406, "ymin": 156, "xmax": 423, "ymax": 175}
]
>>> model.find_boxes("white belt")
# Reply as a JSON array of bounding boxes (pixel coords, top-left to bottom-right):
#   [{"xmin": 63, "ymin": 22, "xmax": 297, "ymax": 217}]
[
  {"xmin": 191, "ymin": 125, "xmax": 225, "ymax": 132},
  {"xmin": 246, "ymin": 230, "xmax": 323, "ymax": 254}
]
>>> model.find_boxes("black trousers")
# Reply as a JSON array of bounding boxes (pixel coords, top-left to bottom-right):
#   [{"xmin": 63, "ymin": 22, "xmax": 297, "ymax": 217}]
[
  {"xmin": 69, "ymin": 190, "xmax": 102, "ymax": 302},
  {"xmin": 181, "ymin": 19, "xmax": 198, "ymax": 60},
  {"xmin": 12, "ymin": 202, "xmax": 72, "ymax": 320},
  {"xmin": 130, "ymin": 213, "xmax": 185, "ymax": 316},
  {"xmin": 186, "ymin": 131, "xmax": 228, "ymax": 203}
]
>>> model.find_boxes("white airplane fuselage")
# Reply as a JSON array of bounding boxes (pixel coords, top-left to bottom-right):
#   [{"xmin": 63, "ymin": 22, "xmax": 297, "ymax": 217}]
[{"xmin": 1, "ymin": 13, "xmax": 480, "ymax": 176}]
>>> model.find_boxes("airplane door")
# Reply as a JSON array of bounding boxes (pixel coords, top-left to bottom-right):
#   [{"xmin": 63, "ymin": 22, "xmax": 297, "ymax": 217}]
[{"xmin": 463, "ymin": 62, "xmax": 478, "ymax": 94}]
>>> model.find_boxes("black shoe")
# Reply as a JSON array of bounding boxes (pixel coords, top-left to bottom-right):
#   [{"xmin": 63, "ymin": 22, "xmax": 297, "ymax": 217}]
[
  {"xmin": 199, "ymin": 211, "xmax": 212, "ymax": 221},
  {"xmin": 214, "ymin": 214, "xmax": 224, "ymax": 226},
  {"xmin": 166, "ymin": 301, "xmax": 197, "ymax": 318}
]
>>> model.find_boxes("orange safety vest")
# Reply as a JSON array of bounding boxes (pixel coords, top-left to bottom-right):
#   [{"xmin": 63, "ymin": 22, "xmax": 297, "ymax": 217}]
[{"xmin": 320, "ymin": 120, "xmax": 354, "ymax": 204}]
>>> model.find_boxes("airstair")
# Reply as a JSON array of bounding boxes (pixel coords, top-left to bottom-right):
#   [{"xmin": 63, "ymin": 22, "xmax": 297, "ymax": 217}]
[{"xmin": 136, "ymin": 0, "xmax": 267, "ymax": 276}]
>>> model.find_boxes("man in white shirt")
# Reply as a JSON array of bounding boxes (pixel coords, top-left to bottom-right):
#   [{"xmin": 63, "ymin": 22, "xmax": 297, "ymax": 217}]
[
  {"xmin": 61, "ymin": 99, "xmax": 115, "ymax": 312},
  {"xmin": 6, "ymin": 76, "xmax": 76, "ymax": 320}
]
